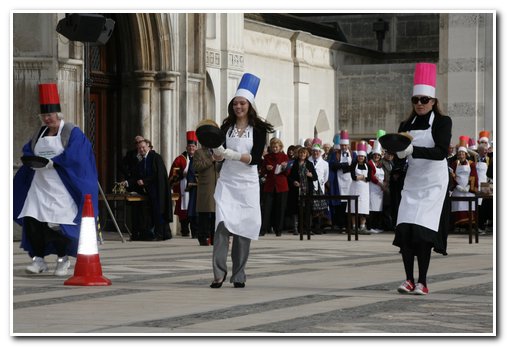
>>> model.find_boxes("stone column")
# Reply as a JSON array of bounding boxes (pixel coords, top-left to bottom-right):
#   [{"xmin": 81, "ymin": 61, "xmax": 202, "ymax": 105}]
[
  {"xmin": 134, "ymin": 70, "xmax": 156, "ymax": 141},
  {"xmin": 440, "ymin": 13, "xmax": 494, "ymax": 141},
  {"xmin": 291, "ymin": 32, "xmax": 311, "ymax": 143},
  {"xmin": 222, "ymin": 13, "xmax": 245, "ymax": 118},
  {"xmin": 157, "ymin": 71, "xmax": 179, "ymax": 164}
]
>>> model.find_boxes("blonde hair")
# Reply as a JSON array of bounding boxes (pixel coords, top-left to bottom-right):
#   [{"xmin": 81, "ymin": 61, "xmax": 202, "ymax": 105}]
[{"xmin": 269, "ymin": 137, "xmax": 284, "ymax": 149}]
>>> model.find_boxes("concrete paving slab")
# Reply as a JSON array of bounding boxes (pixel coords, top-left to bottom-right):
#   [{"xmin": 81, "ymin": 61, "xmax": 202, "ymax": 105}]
[{"xmin": 11, "ymin": 232, "xmax": 495, "ymax": 336}]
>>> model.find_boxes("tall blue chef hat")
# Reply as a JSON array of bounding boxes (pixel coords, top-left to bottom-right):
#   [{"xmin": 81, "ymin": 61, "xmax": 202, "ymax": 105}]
[
  {"xmin": 234, "ymin": 73, "xmax": 260, "ymax": 110},
  {"xmin": 333, "ymin": 133, "xmax": 341, "ymax": 149}
]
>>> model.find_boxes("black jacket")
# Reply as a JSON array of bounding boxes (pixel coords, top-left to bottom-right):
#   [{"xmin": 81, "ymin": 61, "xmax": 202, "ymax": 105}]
[
  {"xmin": 286, "ymin": 159, "xmax": 318, "ymax": 214},
  {"xmin": 128, "ymin": 150, "xmax": 173, "ymax": 223}
]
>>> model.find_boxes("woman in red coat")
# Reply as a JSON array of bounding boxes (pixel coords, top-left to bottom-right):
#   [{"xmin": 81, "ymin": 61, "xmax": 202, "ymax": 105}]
[{"xmin": 260, "ymin": 138, "xmax": 289, "ymax": 236}]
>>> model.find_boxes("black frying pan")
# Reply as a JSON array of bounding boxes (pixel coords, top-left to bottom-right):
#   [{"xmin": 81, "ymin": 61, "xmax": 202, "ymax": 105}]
[
  {"xmin": 196, "ymin": 124, "xmax": 225, "ymax": 148},
  {"xmin": 21, "ymin": 155, "xmax": 49, "ymax": 168},
  {"xmin": 378, "ymin": 133, "xmax": 412, "ymax": 153}
]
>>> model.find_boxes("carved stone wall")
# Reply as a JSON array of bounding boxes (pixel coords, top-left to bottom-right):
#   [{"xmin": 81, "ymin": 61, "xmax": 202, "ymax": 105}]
[
  {"xmin": 13, "ymin": 13, "xmax": 83, "ymax": 169},
  {"xmin": 338, "ymin": 64, "xmax": 414, "ymax": 139},
  {"xmin": 439, "ymin": 13, "xmax": 494, "ymax": 141}
]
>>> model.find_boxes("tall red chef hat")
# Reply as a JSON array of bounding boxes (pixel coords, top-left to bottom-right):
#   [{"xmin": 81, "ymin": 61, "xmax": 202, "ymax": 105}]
[
  {"xmin": 186, "ymin": 131, "xmax": 198, "ymax": 145},
  {"xmin": 478, "ymin": 130, "xmax": 490, "ymax": 143},
  {"xmin": 459, "ymin": 135, "xmax": 469, "ymax": 147},
  {"xmin": 39, "ymin": 83, "xmax": 61, "ymax": 114}
]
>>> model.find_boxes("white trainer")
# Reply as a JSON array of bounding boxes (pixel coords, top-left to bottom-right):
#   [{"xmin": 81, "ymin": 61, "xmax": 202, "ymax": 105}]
[
  {"xmin": 413, "ymin": 282, "xmax": 429, "ymax": 295},
  {"xmin": 54, "ymin": 256, "xmax": 71, "ymax": 277},
  {"xmin": 26, "ymin": 257, "xmax": 49, "ymax": 274}
]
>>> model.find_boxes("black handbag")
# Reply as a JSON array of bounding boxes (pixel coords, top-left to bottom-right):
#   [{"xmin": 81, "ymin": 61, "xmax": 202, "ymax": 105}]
[{"xmin": 312, "ymin": 182, "xmax": 328, "ymax": 211}]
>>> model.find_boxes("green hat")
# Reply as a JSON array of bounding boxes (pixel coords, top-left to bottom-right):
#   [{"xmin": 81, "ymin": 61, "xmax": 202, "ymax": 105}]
[{"xmin": 376, "ymin": 129, "xmax": 386, "ymax": 139}]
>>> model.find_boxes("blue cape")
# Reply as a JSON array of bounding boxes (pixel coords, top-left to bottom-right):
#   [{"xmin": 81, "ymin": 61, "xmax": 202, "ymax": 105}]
[{"xmin": 13, "ymin": 126, "xmax": 98, "ymax": 257}]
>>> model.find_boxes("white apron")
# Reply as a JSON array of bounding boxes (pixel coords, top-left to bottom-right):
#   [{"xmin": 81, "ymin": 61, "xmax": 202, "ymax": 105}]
[
  {"xmin": 451, "ymin": 162, "xmax": 475, "ymax": 212},
  {"xmin": 336, "ymin": 150, "xmax": 352, "ymax": 201},
  {"xmin": 18, "ymin": 120, "xmax": 78, "ymax": 224},
  {"xmin": 214, "ymin": 127, "xmax": 261, "ymax": 240},
  {"xmin": 397, "ymin": 112, "xmax": 448, "ymax": 231},
  {"xmin": 348, "ymin": 165, "xmax": 369, "ymax": 214},
  {"xmin": 476, "ymin": 159, "xmax": 488, "ymax": 205},
  {"xmin": 179, "ymin": 156, "xmax": 190, "ymax": 210},
  {"xmin": 369, "ymin": 163, "xmax": 384, "ymax": 212}
]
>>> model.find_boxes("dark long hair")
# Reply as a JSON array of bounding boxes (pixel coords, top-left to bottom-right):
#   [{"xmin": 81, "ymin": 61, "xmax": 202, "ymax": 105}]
[
  {"xmin": 221, "ymin": 98, "xmax": 274, "ymax": 134},
  {"xmin": 403, "ymin": 97, "xmax": 445, "ymax": 125}
]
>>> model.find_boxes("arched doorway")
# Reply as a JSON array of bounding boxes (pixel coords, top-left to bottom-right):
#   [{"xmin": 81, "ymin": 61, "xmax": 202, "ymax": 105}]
[
  {"xmin": 87, "ymin": 13, "xmax": 176, "ymax": 193},
  {"xmin": 86, "ymin": 14, "xmax": 126, "ymax": 193}
]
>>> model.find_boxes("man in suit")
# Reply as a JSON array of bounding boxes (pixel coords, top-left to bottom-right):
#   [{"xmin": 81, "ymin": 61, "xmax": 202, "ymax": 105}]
[
  {"xmin": 121, "ymin": 139, "xmax": 172, "ymax": 240},
  {"xmin": 119, "ymin": 135, "xmax": 144, "ymax": 187}
]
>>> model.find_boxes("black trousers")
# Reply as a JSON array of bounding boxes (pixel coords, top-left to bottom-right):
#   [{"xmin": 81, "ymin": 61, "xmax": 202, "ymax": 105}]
[
  {"xmin": 23, "ymin": 216, "xmax": 69, "ymax": 258},
  {"xmin": 478, "ymin": 199, "xmax": 493, "ymax": 229},
  {"xmin": 261, "ymin": 191, "xmax": 288, "ymax": 235},
  {"xmin": 181, "ymin": 216, "xmax": 199, "ymax": 238},
  {"xmin": 198, "ymin": 212, "xmax": 215, "ymax": 245},
  {"xmin": 368, "ymin": 211, "xmax": 384, "ymax": 230},
  {"xmin": 131, "ymin": 200, "xmax": 153, "ymax": 240},
  {"xmin": 332, "ymin": 203, "xmax": 348, "ymax": 229}
]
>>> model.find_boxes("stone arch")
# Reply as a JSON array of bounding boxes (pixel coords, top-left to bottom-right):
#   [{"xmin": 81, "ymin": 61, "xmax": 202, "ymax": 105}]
[
  {"xmin": 266, "ymin": 103, "xmax": 283, "ymax": 127},
  {"xmin": 113, "ymin": 13, "xmax": 175, "ymax": 72},
  {"xmin": 266, "ymin": 103, "xmax": 284, "ymax": 140},
  {"xmin": 205, "ymin": 72, "xmax": 216, "ymax": 120},
  {"xmin": 315, "ymin": 109, "xmax": 331, "ymax": 138}
]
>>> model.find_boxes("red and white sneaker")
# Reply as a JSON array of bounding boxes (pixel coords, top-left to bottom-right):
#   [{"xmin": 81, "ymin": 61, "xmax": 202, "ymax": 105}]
[
  {"xmin": 397, "ymin": 279, "xmax": 415, "ymax": 294},
  {"xmin": 413, "ymin": 282, "xmax": 429, "ymax": 295}
]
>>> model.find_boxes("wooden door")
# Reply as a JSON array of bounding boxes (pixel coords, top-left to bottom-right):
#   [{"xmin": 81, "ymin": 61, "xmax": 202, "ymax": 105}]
[{"xmin": 88, "ymin": 37, "xmax": 119, "ymax": 193}]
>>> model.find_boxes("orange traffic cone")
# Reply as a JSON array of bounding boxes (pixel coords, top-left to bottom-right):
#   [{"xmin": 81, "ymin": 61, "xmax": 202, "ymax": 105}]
[{"xmin": 64, "ymin": 194, "xmax": 112, "ymax": 286}]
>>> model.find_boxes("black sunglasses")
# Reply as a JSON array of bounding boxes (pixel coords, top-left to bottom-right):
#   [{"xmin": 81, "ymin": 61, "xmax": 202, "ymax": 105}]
[{"xmin": 411, "ymin": 96, "xmax": 434, "ymax": 104}]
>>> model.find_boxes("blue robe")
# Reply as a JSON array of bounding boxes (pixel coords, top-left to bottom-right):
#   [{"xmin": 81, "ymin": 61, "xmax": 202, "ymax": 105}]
[{"xmin": 13, "ymin": 125, "xmax": 98, "ymax": 257}]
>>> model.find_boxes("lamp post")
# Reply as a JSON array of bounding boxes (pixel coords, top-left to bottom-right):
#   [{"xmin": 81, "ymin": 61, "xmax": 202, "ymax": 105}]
[
  {"xmin": 55, "ymin": 14, "xmax": 124, "ymax": 242},
  {"xmin": 56, "ymin": 13, "xmax": 115, "ymax": 141}
]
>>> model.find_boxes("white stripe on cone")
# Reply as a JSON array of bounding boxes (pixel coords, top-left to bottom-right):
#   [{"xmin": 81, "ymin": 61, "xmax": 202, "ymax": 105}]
[{"xmin": 77, "ymin": 217, "xmax": 99, "ymax": 255}]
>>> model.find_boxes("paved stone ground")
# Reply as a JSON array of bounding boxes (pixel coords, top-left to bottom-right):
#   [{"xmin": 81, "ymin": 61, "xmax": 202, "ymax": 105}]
[{"xmin": 11, "ymin": 231, "xmax": 495, "ymax": 336}]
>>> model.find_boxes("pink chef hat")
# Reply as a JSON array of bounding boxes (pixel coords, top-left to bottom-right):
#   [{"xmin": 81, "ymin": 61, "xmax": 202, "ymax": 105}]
[
  {"xmin": 413, "ymin": 63, "xmax": 437, "ymax": 98},
  {"xmin": 356, "ymin": 142, "xmax": 367, "ymax": 157},
  {"xmin": 340, "ymin": 130, "xmax": 350, "ymax": 145}
]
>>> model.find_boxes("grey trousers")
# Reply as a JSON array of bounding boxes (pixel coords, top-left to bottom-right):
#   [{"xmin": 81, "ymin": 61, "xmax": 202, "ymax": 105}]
[{"xmin": 212, "ymin": 222, "xmax": 251, "ymax": 283}]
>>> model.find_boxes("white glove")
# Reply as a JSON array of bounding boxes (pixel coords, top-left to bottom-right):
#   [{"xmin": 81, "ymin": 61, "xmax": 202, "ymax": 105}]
[
  {"xmin": 396, "ymin": 144, "xmax": 413, "ymax": 159},
  {"xmin": 212, "ymin": 145, "xmax": 225, "ymax": 157},
  {"xmin": 222, "ymin": 149, "xmax": 242, "ymax": 161},
  {"xmin": 464, "ymin": 185, "xmax": 470, "ymax": 192}
]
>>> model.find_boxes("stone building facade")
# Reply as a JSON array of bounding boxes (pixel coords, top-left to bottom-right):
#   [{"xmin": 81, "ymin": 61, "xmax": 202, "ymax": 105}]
[{"xmin": 13, "ymin": 12, "xmax": 494, "ymax": 195}]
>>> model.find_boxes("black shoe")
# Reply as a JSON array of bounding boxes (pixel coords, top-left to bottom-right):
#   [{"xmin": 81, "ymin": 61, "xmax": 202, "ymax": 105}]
[
  {"xmin": 233, "ymin": 282, "xmax": 245, "ymax": 288},
  {"xmin": 210, "ymin": 272, "xmax": 227, "ymax": 288}
]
